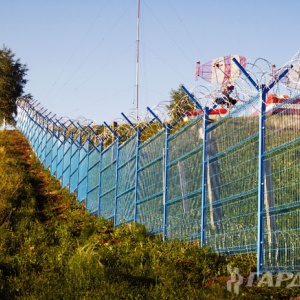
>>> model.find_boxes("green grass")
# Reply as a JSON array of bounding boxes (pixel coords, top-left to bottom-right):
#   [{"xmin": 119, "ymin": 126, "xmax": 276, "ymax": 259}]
[{"xmin": 0, "ymin": 130, "xmax": 299, "ymax": 299}]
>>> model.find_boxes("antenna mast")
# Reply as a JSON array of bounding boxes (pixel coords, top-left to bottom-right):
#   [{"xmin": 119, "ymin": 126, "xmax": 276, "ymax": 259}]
[{"xmin": 135, "ymin": 0, "xmax": 140, "ymax": 122}]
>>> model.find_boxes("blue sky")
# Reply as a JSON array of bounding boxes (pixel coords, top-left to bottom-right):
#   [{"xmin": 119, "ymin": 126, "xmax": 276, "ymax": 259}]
[{"xmin": 1, "ymin": 0, "xmax": 299, "ymax": 124}]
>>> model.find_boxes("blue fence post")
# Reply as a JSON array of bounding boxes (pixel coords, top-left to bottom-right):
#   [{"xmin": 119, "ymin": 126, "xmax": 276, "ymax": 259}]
[
  {"xmin": 257, "ymin": 86, "xmax": 267, "ymax": 275},
  {"xmin": 201, "ymin": 107, "xmax": 210, "ymax": 246},
  {"xmin": 114, "ymin": 135, "xmax": 120, "ymax": 226},
  {"xmin": 163, "ymin": 124, "xmax": 170, "ymax": 241},
  {"xmin": 134, "ymin": 128, "xmax": 140, "ymax": 223},
  {"xmin": 85, "ymin": 135, "xmax": 91, "ymax": 209},
  {"xmin": 98, "ymin": 139, "xmax": 103, "ymax": 216},
  {"xmin": 68, "ymin": 132, "xmax": 74, "ymax": 191}
]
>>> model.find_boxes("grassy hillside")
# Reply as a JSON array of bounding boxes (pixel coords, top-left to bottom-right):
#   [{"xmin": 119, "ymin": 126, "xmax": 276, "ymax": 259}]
[{"xmin": 0, "ymin": 130, "xmax": 299, "ymax": 299}]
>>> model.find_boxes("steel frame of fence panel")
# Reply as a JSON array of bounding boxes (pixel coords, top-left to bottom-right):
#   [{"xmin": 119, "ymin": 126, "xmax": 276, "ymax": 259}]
[
  {"xmin": 98, "ymin": 141, "xmax": 104, "ymax": 216},
  {"xmin": 134, "ymin": 129, "xmax": 140, "ymax": 222},
  {"xmin": 257, "ymin": 87, "xmax": 267, "ymax": 275},
  {"xmin": 232, "ymin": 58, "xmax": 290, "ymax": 275},
  {"xmin": 114, "ymin": 136, "xmax": 120, "ymax": 226},
  {"xmin": 163, "ymin": 125, "xmax": 170, "ymax": 241},
  {"xmin": 263, "ymin": 93, "xmax": 300, "ymax": 272},
  {"xmin": 201, "ymin": 107, "xmax": 210, "ymax": 246}
]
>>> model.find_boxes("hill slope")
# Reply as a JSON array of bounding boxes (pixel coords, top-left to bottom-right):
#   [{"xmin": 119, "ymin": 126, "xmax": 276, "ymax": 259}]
[{"xmin": 0, "ymin": 130, "xmax": 299, "ymax": 300}]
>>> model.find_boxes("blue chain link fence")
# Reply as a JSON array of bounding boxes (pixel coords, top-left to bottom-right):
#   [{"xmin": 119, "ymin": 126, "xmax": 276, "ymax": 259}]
[{"xmin": 16, "ymin": 90, "xmax": 300, "ymax": 273}]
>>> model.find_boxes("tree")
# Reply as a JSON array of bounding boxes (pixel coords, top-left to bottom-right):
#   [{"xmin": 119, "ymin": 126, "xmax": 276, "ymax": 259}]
[
  {"xmin": 167, "ymin": 85, "xmax": 195, "ymax": 123},
  {"xmin": 0, "ymin": 45, "xmax": 28, "ymax": 129}
]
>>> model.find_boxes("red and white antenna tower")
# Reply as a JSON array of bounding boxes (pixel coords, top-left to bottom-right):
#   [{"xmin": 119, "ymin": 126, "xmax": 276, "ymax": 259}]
[{"xmin": 135, "ymin": 0, "xmax": 141, "ymax": 122}]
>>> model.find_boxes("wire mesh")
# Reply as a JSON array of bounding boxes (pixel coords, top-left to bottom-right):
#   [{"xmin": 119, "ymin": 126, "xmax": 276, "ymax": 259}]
[
  {"xmin": 56, "ymin": 137, "xmax": 64, "ymax": 180},
  {"xmin": 77, "ymin": 145, "xmax": 88, "ymax": 202},
  {"xmin": 50, "ymin": 136, "xmax": 59, "ymax": 176},
  {"xmin": 263, "ymin": 92, "xmax": 300, "ymax": 271},
  {"xmin": 204, "ymin": 97, "xmax": 260, "ymax": 254},
  {"xmin": 86, "ymin": 147, "xmax": 101, "ymax": 213},
  {"xmin": 62, "ymin": 139, "xmax": 72, "ymax": 188},
  {"xmin": 115, "ymin": 135, "xmax": 137, "ymax": 225},
  {"xmin": 99, "ymin": 141, "xmax": 117, "ymax": 219},
  {"xmin": 45, "ymin": 132, "xmax": 53, "ymax": 169},
  {"xmin": 137, "ymin": 130, "xmax": 165, "ymax": 234},
  {"xmin": 167, "ymin": 117, "xmax": 203, "ymax": 240},
  {"xmin": 69, "ymin": 141, "xmax": 79, "ymax": 193}
]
